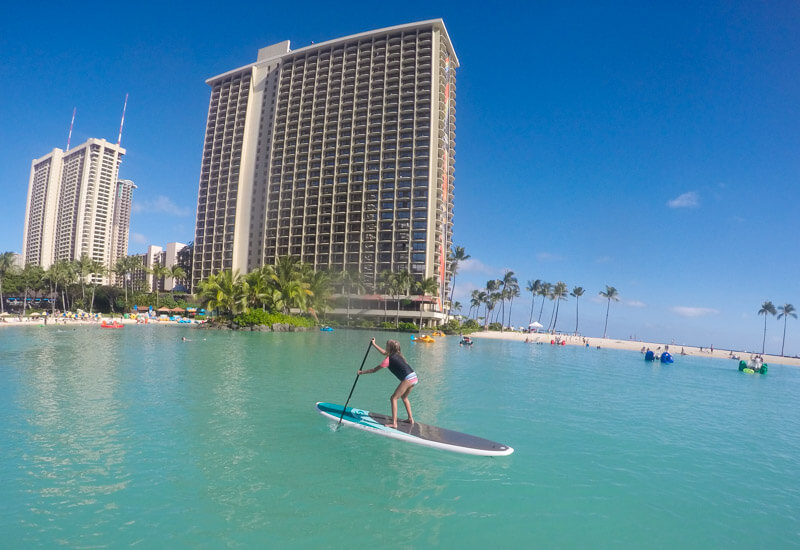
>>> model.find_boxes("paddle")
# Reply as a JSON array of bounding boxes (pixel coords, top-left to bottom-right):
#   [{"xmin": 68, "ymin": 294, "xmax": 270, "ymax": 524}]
[{"xmin": 337, "ymin": 340, "xmax": 373, "ymax": 427}]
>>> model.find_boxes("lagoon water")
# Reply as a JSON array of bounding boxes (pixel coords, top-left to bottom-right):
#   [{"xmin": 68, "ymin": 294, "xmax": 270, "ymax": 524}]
[{"xmin": 2, "ymin": 325, "xmax": 799, "ymax": 548}]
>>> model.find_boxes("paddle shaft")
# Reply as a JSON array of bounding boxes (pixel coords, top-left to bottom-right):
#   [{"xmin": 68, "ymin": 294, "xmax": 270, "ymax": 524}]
[{"xmin": 338, "ymin": 341, "xmax": 373, "ymax": 425}]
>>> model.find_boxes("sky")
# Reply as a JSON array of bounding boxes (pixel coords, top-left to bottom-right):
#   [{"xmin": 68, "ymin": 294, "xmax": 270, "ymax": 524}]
[{"xmin": 1, "ymin": 1, "xmax": 799, "ymax": 354}]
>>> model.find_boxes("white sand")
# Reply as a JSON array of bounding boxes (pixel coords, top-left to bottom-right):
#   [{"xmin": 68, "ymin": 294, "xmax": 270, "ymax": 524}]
[{"xmin": 468, "ymin": 330, "xmax": 800, "ymax": 367}]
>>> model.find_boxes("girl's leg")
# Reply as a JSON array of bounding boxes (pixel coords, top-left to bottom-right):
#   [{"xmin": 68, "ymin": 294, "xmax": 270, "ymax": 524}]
[
  {"xmin": 401, "ymin": 385, "xmax": 415, "ymax": 424},
  {"xmin": 388, "ymin": 380, "xmax": 412, "ymax": 428}
]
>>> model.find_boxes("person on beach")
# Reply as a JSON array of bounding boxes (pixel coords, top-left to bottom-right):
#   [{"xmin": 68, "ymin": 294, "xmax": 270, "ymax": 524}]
[{"xmin": 358, "ymin": 338, "xmax": 418, "ymax": 429}]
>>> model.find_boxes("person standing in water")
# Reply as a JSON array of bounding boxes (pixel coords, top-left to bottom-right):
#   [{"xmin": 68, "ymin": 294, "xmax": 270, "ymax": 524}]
[{"xmin": 358, "ymin": 338, "xmax": 418, "ymax": 429}]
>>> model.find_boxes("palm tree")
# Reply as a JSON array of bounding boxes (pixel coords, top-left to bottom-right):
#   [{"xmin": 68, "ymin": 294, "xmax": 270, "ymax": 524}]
[
  {"xmin": 757, "ymin": 301, "xmax": 777, "ymax": 354},
  {"xmin": 526, "ymin": 279, "xmax": 542, "ymax": 326},
  {"xmin": 394, "ymin": 270, "xmax": 414, "ymax": 327},
  {"xmin": 20, "ymin": 264, "xmax": 44, "ymax": 316},
  {"xmin": 415, "ymin": 276, "xmax": 439, "ymax": 330},
  {"xmin": 338, "ymin": 269, "xmax": 366, "ymax": 325},
  {"xmin": 537, "ymin": 282, "xmax": 551, "ymax": 322},
  {"xmin": 446, "ymin": 245, "xmax": 470, "ymax": 322},
  {"xmin": 168, "ymin": 264, "xmax": 187, "ymax": 295},
  {"xmin": 378, "ymin": 270, "xmax": 395, "ymax": 324},
  {"xmin": 485, "ymin": 279, "xmax": 501, "ymax": 327},
  {"xmin": 305, "ymin": 269, "xmax": 333, "ymax": 321},
  {"xmin": 468, "ymin": 289, "xmax": 481, "ymax": 320},
  {"xmin": 550, "ymin": 282, "xmax": 568, "ymax": 332},
  {"xmin": 149, "ymin": 264, "xmax": 171, "ymax": 307},
  {"xmin": 0, "ymin": 251, "xmax": 19, "ymax": 313},
  {"xmin": 74, "ymin": 253, "xmax": 94, "ymax": 304},
  {"xmin": 570, "ymin": 286, "xmax": 585, "ymax": 334},
  {"xmin": 87, "ymin": 260, "xmax": 106, "ymax": 314},
  {"xmin": 777, "ymin": 303, "xmax": 796, "ymax": 357},
  {"xmin": 197, "ymin": 269, "xmax": 246, "ymax": 319},
  {"xmin": 498, "ymin": 270, "xmax": 517, "ymax": 331},
  {"xmin": 599, "ymin": 285, "xmax": 620, "ymax": 338}
]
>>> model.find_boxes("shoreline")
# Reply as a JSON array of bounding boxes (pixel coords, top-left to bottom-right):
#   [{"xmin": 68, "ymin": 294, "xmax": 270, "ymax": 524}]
[
  {"xmin": 468, "ymin": 330, "xmax": 800, "ymax": 367},
  {"xmin": 4, "ymin": 317, "xmax": 799, "ymax": 367}
]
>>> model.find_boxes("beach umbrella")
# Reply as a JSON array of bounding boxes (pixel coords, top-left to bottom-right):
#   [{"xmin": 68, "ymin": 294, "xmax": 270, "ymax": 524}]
[{"xmin": 529, "ymin": 322, "xmax": 543, "ymax": 328}]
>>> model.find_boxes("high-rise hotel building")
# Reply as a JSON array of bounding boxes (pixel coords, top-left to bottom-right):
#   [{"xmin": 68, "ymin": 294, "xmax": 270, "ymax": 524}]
[
  {"xmin": 193, "ymin": 19, "xmax": 458, "ymax": 309},
  {"xmin": 22, "ymin": 138, "xmax": 135, "ymax": 283}
]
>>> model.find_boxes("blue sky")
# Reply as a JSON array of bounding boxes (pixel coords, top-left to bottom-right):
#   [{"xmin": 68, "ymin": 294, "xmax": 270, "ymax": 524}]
[{"xmin": 1, "ymin": 1, "xmax": 799, "ymax": 354}]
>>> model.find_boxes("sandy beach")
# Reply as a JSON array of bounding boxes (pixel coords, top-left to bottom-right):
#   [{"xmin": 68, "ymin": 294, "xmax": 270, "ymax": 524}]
[{"xmin": 469, "ymin": 330, "xmax": 800, "ymax": 367}]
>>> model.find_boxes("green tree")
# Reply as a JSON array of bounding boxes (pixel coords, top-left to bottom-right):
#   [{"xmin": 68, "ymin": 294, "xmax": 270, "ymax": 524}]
[
  {"xmin": 305, "ymin": 268, "xmax": 332, "ymax": 321},
  {"xmin": 149, "ymin": 264, "xmax": 171, "ymax": 307},
  {"xmin": 0, "ymin": 251, "xmax": 18, "ymax": 314},
  {"xmin": 599, "ymin": 285, "xmax": 620, "ymax": 339},
  {"xmin": 446, "ymin": 245, "xmax": 470, "ymax": 323},
  {"xmin": 570, "ymin": 286, "xmax": 585, "ymax": 334},
  {"xmin": 499, "ymin": 270, "xmax": 518, "ymax": 331},
  {"xmin": 196, "ymin": 269, "xmax": 246, "ymax": 319},
  {"xmin": 169, "ymin": 264, "xmax": 187, "ymax": 296},
  {"xmin": 338, "ymin": 269, "xmax": 366, "ymax": 325},
  {"xmin": 526, "ymin": 279, "xmax": 542, "ymax": 327},
  {"xmin": 415, "ymin": 276, "xmax": 439, "ymax": 330},
  {"xmin": 74, "ymin": 253, "xmax": 94, "ymax": 304},
  {"xmin": 20, "ymin": 264, "xmax": 45, "ymax": 315},
  {"xmin": 757, "ymin": 301, "xmax": 777, "ymax": 354},
  {"xmin": 777, "ymin": 303, "xmax": 796, "ymax": 357},
  {"xmin": 537, "ymin": 282, "xmax": 551, "ymax": 323},
  {"xmin": 550, "ymin": 281, "xmax": 569, "ymax": 332},
  {"xmin": 88, "ymin": 260, "xmax": 106, "ymax": 314}
]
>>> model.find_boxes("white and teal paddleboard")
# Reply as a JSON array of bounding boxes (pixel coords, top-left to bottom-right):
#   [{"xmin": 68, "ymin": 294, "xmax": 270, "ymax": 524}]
[{"xmin": 316, "ymin": 402, "xmax": 514, "ymax": 456}]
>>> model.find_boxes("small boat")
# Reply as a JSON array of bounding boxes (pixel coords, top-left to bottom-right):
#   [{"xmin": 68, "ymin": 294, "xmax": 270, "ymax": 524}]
[
  {"xmin": 100, "ymin": 321, "xmax": 124, "ymax": 329},
  {"xmin": 738, "ymin": 359, "xmax": 767, "ymax": 374},
  {"xmin": 320, "ymin": 326, "xmax": 334, "ymax": 332},
  {"xmin": 459, "ymin": 336, "xmax": 473, "ymax": 346},
  {"xmin": 644, "ymin": 350, "xmax": 655, "ymax": 361},
  {"xmin": 411, "ymin": 334, "xmax": 435, "ymax": 343},
  {"xmin": 660, "ymin": 352, "xmax": 674, "ymax": 364}
]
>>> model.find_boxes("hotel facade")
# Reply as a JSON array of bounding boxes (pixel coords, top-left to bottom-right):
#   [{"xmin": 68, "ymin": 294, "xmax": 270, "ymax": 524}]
[
  {"xmin": 22, "ymin": 138, "xmax": 134, "ymax": 283},
  {"xmin": 193, "ymin": 20, "xmax": 458, "ymax": 321}
]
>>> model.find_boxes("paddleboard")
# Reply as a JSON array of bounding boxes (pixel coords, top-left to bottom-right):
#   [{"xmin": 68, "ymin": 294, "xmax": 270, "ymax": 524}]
[{"xmin": 316, "ymin": 402, "xmax": 513, "ymax": 456}]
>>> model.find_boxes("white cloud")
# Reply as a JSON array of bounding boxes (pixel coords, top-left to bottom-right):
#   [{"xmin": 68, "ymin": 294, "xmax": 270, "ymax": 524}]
[
  {"xmin": 458, "ymin": 258, "xmax": 495, "ymax": 275},
  {"xmin": 132, "ymin": 195, "xmax": 192, "ymax": 216},
  {"xmin": 671, "ymin": 306, "xmax": 719, "ymax": 318},
  {"xmin": 667, "ymin": 191, "xmax": 700, "ymax": 208},
  {"xmin": 626, "ymin": 300, "xmax": 646, "ymax": 308},
  {"xmin": 131, "ymin": 232, "xmax": 148, "ymax": 244}
]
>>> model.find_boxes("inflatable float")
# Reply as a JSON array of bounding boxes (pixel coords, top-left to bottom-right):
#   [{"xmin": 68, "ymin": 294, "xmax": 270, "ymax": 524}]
[
  {"xmin": 411, "ymin": 334, "xmax": 435, "ymax": 343},
  {"xmin": 644, "ymin": 350, "xmax": 655, "ymax": 361},
  {"xmin": 660, "ymin": 352, "xmax": 674, "ymax": 364},
  {"xmin": 319, "ymin": 326, "xmax": 334, "ymax": 332},
  {"xmin": 738, "ymin": 359, "xmax": 768, "ymax": 374}
]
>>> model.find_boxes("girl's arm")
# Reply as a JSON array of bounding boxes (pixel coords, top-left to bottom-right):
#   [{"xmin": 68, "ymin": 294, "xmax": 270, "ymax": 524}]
[
  {"xmin": 370, "ymin": 337, "xmax": 387, "ymax": 355},
  {"xmin": 359, "ymin": 356, "xmax": 389, "ymax": 375}
]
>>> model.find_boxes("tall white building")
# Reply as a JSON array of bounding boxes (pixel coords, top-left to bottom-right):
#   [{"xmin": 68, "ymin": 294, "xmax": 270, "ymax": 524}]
[
  {"xmin": 22, "ymin": 138, "xmax": 132, "ymax": 283},
  {"xmin": 193, "ymin": 20, "xmax": 457, "ymax": 318}
]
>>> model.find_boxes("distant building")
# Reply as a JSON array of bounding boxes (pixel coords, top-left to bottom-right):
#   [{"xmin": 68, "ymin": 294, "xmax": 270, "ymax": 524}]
[
  {"xmin": 128, "ymin": 242, "xmax": 188, "ymax": 293},
  {"xmin": 22, "ymin": 138, "xmax": 133, "ymax": 284},
  {"xmin": 192, "ymin": 20, "xmax": 457, "ymax": 325}
]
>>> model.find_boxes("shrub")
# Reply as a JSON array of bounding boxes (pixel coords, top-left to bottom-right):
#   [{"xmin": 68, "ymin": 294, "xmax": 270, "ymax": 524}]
[
  {"xmin": 233, "ymin": 309, "xmax": 315, "ymax": 328},
  {"xmin": 397, "ymin": 322, "xmax": 418, "ymax": 332}
]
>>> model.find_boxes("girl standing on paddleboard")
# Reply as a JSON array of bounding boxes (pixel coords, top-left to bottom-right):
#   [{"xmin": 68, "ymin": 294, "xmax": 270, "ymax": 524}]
[{"xmin": 358, "ymin": 338, "xmax": 418, "ymax": 429}]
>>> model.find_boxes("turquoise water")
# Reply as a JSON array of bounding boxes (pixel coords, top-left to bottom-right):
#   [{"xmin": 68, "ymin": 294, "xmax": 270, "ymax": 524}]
[{"xmin": 2, "ymin": 326, "xmax": 799, "ymax": 548}]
